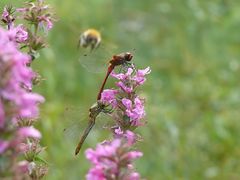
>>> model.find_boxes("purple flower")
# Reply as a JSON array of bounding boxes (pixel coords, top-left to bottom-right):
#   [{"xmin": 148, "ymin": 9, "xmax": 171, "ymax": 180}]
[
  {"xmin": 8, "ymin": 24, "xmax": 28, "ymax": 43},
  {"xmin": 1, "ymin": 7, "xmax": 9, "ymax": 21},
  {"xmin": 0, "ymin": 140, "xmax": 9, "ymax": 154},
  {"xmin": 17, "ymin": 1, "xmax": 55, "ymax": 31},
  {"xmin": 111, "ymin": 68, "xmax": 133, "ymax": 80},
  {"xmin": 17, "ymin": 161, "xmax": 29, "ymax": 174},
  {"xmin": 86, "ymin": 166, "xmax": 106, "ymax": 180},
  {"xmin": 17, "ymin": 126, "xmax": 41, "ymax": 139},
  {"xmin": 124, "ymin": 130, "xmax": 137, "ymax": 145},
  {"xmin": 111, "ymin": 66, "xmax": 151, "ymax": 92},
  {"xmin": 114, "ymin": 127, "xmax": 124, "ymax": 135},
  {"xmin": 127, "ymin": 151, "xmax": 143, "ymax": 160},
  {"xmin": 128, "ymin": 172, "xmax": 141, "ymax": 180},
  {"xmin": 38, "ymin": 16, "xmax": 54, "ymax": 30},
  {"xmin": 114, "ymin": 128, "xmax": 138, "ymax": 146},
  {"xmin": 122, "ymin": 98, "xmax": 132, "ymax": 109},
  {"xmin": 100, "ymin": 89, "xmax": 118, "ymax": 107},
  {"xmin": 85, "ymin": 138, "xmax": 142, "ymax": 180},
  {"xmin": 116, "ymin": 81, "xmax": 133, "ymax": 93},
  {"xmin": 1, "ymin": 6, "xmax": 15, "ymax": 29},
  {"xmin": 0, "ymin": 27, "xmax": 44, "ymax": 120},
  {"xmin": 132, "ymin": 67, "xmax": 151, "ymax": 85},
  {"xmin": 122, "ymin": 97, "xmax": 145, "ymax": 126}
]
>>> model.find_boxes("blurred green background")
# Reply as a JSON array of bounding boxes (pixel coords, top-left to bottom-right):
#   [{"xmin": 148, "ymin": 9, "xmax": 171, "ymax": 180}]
[{"xmin": 1, "ymin": 0, "xmax": 240, "ymax": 179}]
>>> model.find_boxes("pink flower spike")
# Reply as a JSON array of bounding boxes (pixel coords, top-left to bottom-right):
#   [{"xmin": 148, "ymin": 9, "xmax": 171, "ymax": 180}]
[
  {"xmin": 18, "ymin": 126, "xmax": 41, "ymax": 139},
  {"xmin": 85, "ymin": 138, "xmax": 142, "ymax": 179}
]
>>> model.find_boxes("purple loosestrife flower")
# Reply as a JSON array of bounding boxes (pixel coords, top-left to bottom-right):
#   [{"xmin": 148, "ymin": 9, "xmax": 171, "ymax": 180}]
[
  {"xmin": 1, "ymin": 7, "xmax": 9, "ymax": 20},
  {"xmin": 1, "ymin": 6, "xmax": 15, "ymax": 29},
  {"xmin": 0, "ymin": 27, "xmax": 44, "ymax": 123},
  {"xmin": 114, "ymin": 129, "xmax": 138, "ymax": 146},
  {"xmin": 122, "ymin": 97, "xmax": 145, "ymax": 126},
  {"xmin": 0, "ymin": 1, "xmax": 53, "ymax": 178},
  {"xmin": 133, "ymin": 67, "xmax": 151, "ymax": 85},
  {"xmin": 17, "ymin": 0, "xmax": 55, "ymax": 31},
  {"xmin": 100, "ymin": 66, "xmax": 150, "ymax": 130},
  {"xmin": 0, "ymin": 140, "xmax": 9, "ymax": 154},
  {"xmin": 85, "ymin": 137, "xmax": 143, "ymax": 180},
  {"xmin": 8, "ymin": 24, "xmax": 28, "ymax": 43},
  {"xmin": 100, "ymin": 89, "xmax": 118, "ymax": 108},
  {"xmin": 18, "ymin": 126, "xmax": 41, "ymax": 139}
]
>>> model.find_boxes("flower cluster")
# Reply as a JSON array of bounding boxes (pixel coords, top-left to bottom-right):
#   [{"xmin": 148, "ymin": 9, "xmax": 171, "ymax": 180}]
[
  {"xmin": 85, "ymin": 64, "xmax": 150, "ymax": 179},
  {"xmin": 8, "ymin": 24, "xmax": 28, "ymax": 44},
  {"xmin": 0, "ymin": 27, "xmax": 44, "ymax": 126},
  {"xmin": 17, "ymin": 0, "xmax": 54, "ymax": 31},
  {"xmin": 1, "ymin": 1, "xmax": 56, "ymax": 60},
  {"xmin": 100, "ymin": 66, "xmax": 151, "ymax": 129},
  {"xmin": 0, "ymin": 25, "xmax": 45, "ymax": 178},
  {"xmin": 85, "ymin": 134, "xmax": 142, "ymax": 180},
  {"xmin": 1, "ymin": 6, "xmax": 15, "ymax": 29},
  {"xmin": 0, "ymin": 0, "xmax": 54, "ymax": 178}
]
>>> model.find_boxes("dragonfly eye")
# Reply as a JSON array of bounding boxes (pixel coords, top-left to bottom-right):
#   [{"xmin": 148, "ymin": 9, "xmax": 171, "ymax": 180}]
[{"xmin": 125, "ymin": 52, "xmax": 133, "ymax": 61}]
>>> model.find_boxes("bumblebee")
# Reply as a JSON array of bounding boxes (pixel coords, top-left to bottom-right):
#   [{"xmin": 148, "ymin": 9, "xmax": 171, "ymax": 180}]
[{"xmin": 78, "ymin": 29, "xmax": 101, "ymax": 51}]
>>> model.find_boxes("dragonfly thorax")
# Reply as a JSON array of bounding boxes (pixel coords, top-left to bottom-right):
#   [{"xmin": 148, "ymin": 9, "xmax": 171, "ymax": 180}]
[{"xmin": 110, "ymin": 52, "xmax": 133, "ymax": 66}]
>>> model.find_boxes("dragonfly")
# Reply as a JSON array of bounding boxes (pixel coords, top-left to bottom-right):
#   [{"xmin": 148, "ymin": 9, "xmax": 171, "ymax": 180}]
[
  {"xmin": 78, "ymin": 47, "xmax": 134, "ymax": 100},
  {"xmin": 65, "ymin": 101, "xmax": 112, "ymax": 155}
]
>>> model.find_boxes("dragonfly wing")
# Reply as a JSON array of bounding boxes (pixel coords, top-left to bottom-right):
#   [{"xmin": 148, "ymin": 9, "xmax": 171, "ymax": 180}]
[
  {"xmin": 63, "ymin": 106, "xmax": 114, "ymax": 140},
  {"xmin": 63, "ymin": 106, "xmax": 89, "ymax": 141},
  {"xmin": 78, "ymin": 43, "xmax": 118, "ymax": 73}
]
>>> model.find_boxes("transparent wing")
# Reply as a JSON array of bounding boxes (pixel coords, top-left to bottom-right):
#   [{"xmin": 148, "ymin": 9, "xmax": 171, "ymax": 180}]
[
  {"xmin": 63, "ymin": 105, "xmax": 116, "ymax": 142},
  {"xmin": 78, "ymin": 42, "xmax": 118, "ymax": 73},
  {"xmin": 63, "ymin": 106, "xmax": 88, "ymax": 141}
]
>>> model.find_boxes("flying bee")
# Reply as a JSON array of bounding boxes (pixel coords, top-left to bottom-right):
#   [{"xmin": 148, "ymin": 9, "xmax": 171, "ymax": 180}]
[{"xmin": 78, "ymin": 28, "xmax": 101, "ymax": 51}]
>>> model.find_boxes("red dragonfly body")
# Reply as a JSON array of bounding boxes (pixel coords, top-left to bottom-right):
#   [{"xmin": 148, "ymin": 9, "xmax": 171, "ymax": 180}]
[{"xmin": 97, "ymin": 52, "xmax": 133, "ymax": 100}]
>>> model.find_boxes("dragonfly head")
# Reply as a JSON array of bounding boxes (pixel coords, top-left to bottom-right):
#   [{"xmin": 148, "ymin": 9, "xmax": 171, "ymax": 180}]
[
  {"xmin": 113, "ymin": 52, "xmax": 133, "ymax": 62},
  {"xmin": 124, "ymin": 52, "xmax": 133, "ymax": 62}
]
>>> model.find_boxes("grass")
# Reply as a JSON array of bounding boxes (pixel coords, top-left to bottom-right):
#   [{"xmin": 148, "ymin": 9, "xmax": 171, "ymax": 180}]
[{"xmin": 1, "ymin": 0, "xmax": 240, "ymax": 179}]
